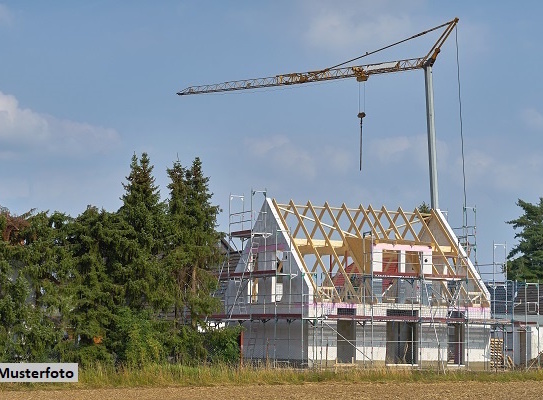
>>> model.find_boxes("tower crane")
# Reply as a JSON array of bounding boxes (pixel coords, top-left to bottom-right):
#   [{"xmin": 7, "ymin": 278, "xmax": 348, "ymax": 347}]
[{"xmin": 178, "ymin": 18, "xmax": 459, "ymax": 210}]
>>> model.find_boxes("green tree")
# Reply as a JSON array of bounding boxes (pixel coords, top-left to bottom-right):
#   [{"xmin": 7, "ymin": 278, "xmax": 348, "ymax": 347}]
[
  {"xmin": 62, "ymin": 203, "xmax": 168, "ymax": 366},
  {"xmin": 184, "ymin": 158, "xmax": 222, "ymax": 326},
  {"xmin": 418, "ymin": 202, "xmax": 431, "ymax": 214},
  {"xmin": 0, "ymin": 211, "xmax": 70, "ymax": 362},
  {"xmin": 107, "ymin": 307, "xmax": 165, "ymax": 367},
  {"xmin": 60, "ymin": 207, "xmax": 121, "ymax": 365},
  {"xmin": 0, "ymin": 153, "xmax": 234, "ymax": 366},
  {"xmin": 17, "ymin": 212, "xmax": 74, "ymax": 318},
  {"xmin": 119, "ymin": 153, "xmax": 165, "ymax": 251},
  {"xmin": 164, "ymin": 159, "xmax": 189, "ymax": 323},
  {"xmin": 0, "ymin": 233, "xmax": 34, "ymax": 361},
  {"xmin": 165, "ymin": 157, "xmax": 221, "ymax": 328},
  {"xmin": 507, "ymin": 197, "xmax": 543, "ymax": 281},
  {"xmin": 117, "ymin": 153, "xmax": 170, "ymax": 310}
]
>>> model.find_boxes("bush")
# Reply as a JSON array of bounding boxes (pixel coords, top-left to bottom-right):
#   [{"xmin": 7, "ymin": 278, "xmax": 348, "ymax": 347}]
[
  {"xmin": 57, "ymin": 340, "xmax": 114, "ymax": 368},
  {"xmin": 107, "ymin": 307, "xmax": 165, "ymax": 367},
  {"xmin": 161, "ymin": 324, "xmax": 241, "ymax": 366},
  {"xmin": 204, "ymin": 325, "xmax": 241, "ymax": 365}
]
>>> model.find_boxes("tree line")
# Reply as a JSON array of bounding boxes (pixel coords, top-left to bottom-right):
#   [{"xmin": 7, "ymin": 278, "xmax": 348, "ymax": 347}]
[
  {"xmin": 0, "ymin": 153, "xmax": 239, "ymax": 367},
  {"xmin": 1, "ymin": 151, "xmax": 542, "ymax": 366}
]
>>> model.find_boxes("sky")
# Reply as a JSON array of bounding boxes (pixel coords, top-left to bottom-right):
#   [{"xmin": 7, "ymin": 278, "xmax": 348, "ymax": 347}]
[{"xmin": 0, "ymin": 1, "xmax": 542, "ymax": 278}]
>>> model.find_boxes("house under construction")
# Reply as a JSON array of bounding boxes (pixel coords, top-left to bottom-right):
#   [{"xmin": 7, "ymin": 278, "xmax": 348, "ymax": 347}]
[{"xmin": 213, "ymin": 194, "xmax": 507, "ymax": 370}]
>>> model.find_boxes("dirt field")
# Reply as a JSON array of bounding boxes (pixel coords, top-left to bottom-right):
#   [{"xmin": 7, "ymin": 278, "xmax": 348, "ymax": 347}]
[{"xmin": 1, "ymin": 381, "xmax": 541, "ymax": 400}]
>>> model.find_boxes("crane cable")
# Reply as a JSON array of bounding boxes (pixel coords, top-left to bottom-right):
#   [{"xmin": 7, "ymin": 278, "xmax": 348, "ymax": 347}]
[
  {"xmin": 455, "ymin": 26, "xmax": 468, "ymax": 215},
  {"xmin": 326, "ymin": 20, "xmax": 453, "ymax": 71},
  {"xmin": 358, "ymin": 82, "xmax": 366, "ymax": 171},
  {"xmin": 344, "ymin": 19, "xmax": 452, "ymax": 173}
]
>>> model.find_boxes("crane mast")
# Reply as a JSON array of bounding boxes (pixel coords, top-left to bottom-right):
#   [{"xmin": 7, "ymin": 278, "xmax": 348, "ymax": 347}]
[{"xmin": 178, "ymin": 18, "xmax": 459, "ymax": 210}]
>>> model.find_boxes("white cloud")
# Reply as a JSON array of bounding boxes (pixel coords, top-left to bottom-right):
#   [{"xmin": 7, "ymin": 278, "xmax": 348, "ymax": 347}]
[
  {"xmin": 0, "ymin": 150, "xmax": 18, "ymax": 161},
  {"xmin": 463, "ymin": 149, "xmax": 493, "ymax": 174},
  {"xmin": 322, "ymin": 145, "xmax": 352, "ymax": 173},
  {"xmin": 0, "ymin": 91, "xmax": 121, "ymax": 156},
  {"xmin": 456, "ymin": 20, "xmax": 490, "ymax": 60},
  {"xmin": 368, "ymin": 134, "xmax": 436, "ymax": 169},
  {"xmin": 370, "ymin": 136, "xmax": 411, "ymax": 162},
  {"xmin": 0, "ymin": 4, "xmax": 12, "ymax": 27},
  {"xmin": 299, "ymin": 3, "xmax": 490, "ymax": 71},
  {"xmin": 245, "ymin": 134, "xmax": 289, "ymax": 156},
  {"xmin": 304, "ymin": 10, "xmax": 413, "ymax": 54},
  {"xmin": 244, "ymin": 134, "xmax": 360, "ymax": 181},
  {"xmin": 463, "ymin": 149, "xmax": 543, "ymax": 194},
  {"xmin": 520, "ymin": 108, "xmax": 543, "ymax": 131},
  {"xmin": 299, "ymin": 0, "xmax": 425, "ymax": 55},
  {"xmin": 244, "ymin": 134, "xmax": 317, "ymax": 180}
]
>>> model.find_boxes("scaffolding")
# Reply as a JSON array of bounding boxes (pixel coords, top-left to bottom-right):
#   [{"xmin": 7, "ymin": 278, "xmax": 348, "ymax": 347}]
[
  {"xmin": 456, "ymin": 206, "xmax": 478, "ymax": 270},
  {"xmin": 212, "ymin": 196, "xmax": 543, "ymax": 370},
  {"xmin": 481, "ymin": 278, "xmax": 543, "ymax": 370}
]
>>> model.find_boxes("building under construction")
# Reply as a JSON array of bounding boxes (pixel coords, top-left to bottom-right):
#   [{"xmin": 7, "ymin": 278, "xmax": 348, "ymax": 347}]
[
  {"xmin": 212, "ymin": 194, "xmax": 511, "ymax": 370},
  {"xmin": 179, "ymin": 16, "xmax": 543, "ymax": 369}
]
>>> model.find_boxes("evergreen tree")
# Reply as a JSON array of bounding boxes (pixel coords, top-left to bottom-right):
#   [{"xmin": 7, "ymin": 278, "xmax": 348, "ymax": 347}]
[
  {"xmin": 507, "ymin": 198, "xmax": 543, "ymax": 281},
  {"xmin": 63, "ymin": 205, "xmax": 168, "ymax": 366},
  {"xmin": 18, "ymin": 212, "xmax": 73, "ymax": 315},
  {"xmin": 418, "ymin": 202, "xmax": 431, "ymax": 214},
  {"xmin": 167, "ymin": 159, "xmax": 188, "ymax": 220},
  {"xmin": 119, "ymin": 152, "xmax": 165, "ymax": 253},
  {"xmin": 165, "ymin": 157, "xmax": 221, "ymax": 328},
  {"xmin": 164, "ymin": 159, "xmax": 189, "ymax": 323},
  {"xmin": 62, "ymin": 207, "xmax": 120, "ymax": 364},
  {"xmin": 117, "ymin": 152, "xmax": 170, "ymax": 310},
  {"xmin": 0, "ymin": 211, "xmax": 70, "ymax": 361},
  {"xmin": 0, "ymin": 153, "xmax": 235, "ymax": 365},
  {"xmin": 0, "ymin": 217, "xmax": 32, "ymax": 361}
]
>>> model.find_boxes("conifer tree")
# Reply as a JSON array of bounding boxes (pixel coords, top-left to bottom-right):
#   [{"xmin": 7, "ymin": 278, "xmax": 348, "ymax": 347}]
[
  {"xmin": 119, "ymin": 153, "xmax": 165, "ymax": 253},
  {"xmin": 165, "ymin": 157, "xmax": 221, "ymax": 327},
  {"xmin": 65, "ymin": 207, "xmax": 120, "ymax": 357},
  {"xmin": 0, "ymin": 211, "xmax": 70, "ymax": 361},
  {"xmin": 117, "ymin": 153, "xmax": 170, "ymax": 310},
  {"xmin": 164, "ymin": 159, "xmax": 189, "ymax": 322},
  {"xmin": 0, "ymin": 154, "xmax": 237, "ymax": 365},
  {"xmin": 507, "ymin": 197, "xmax": 543, "ymax": 281}
]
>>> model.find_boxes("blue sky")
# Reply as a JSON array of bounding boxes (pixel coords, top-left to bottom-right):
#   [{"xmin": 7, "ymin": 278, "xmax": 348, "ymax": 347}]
[{"xmin": 0, "ymin": 1, "xmax": 542, "ymax": 276}]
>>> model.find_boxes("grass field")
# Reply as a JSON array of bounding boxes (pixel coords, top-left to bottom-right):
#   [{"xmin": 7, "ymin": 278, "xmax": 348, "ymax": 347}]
[
  {"xmin": 2, "ymin": 381, "xmax": 542, "ymax": 400},
  {"xmin": 1, "ymin": 366, "xmax": 543, "ymax": 400}
]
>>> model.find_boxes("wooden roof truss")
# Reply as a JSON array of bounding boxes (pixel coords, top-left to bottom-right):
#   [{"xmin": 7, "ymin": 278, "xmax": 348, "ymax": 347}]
[{"xmin": 271, "ymin": 199, "xmax": 490, "ymax": 307}]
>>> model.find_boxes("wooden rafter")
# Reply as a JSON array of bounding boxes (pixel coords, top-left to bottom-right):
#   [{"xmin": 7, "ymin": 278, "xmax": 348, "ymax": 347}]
[
  {"xmin": 381, "ymin": 205, "xmax": 403, "ymax": 240},
  {"xmin": 271, "ymin": 199, "xmax": 318, "ymax": 296},
  {"xmin": 307, "ymin": 202, "xmax": 359, "ymax": 301},
  {"xmin": 270, "ymin": 200, "xmax": 489, "ymax": 306},
  {"xmin": 290, "ymin": 200, "xmax": 340, "ymax": 300}
]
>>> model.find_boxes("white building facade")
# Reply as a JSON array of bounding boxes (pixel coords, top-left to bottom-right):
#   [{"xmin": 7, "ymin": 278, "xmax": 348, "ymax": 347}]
[{"xmin": 215, "ymin": 197, "xmax": 499, "ymax": 370}]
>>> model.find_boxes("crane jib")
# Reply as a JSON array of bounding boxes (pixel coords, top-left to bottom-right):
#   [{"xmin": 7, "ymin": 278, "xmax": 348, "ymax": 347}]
[
  {"xmin": 177, "ymin": 58, "xmax": 426, "ymax": 96},
  {"xmin": 177, "ymin": 18, "xmax": 458, "ymax": 96}
]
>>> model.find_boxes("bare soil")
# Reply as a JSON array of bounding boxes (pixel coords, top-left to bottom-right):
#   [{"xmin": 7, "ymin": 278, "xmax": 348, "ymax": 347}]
[{"xmin": 1, "ymin": 381, "xmax": 540, "ymax": 400}]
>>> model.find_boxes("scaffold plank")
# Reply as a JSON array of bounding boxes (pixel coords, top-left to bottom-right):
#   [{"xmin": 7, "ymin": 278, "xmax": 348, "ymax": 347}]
[
  {"xmin": 216, "ymin": 270, "xmax": 293, "ymax": 280},
  {"xmin": 209, "ymin": 313, "xmax": 303, "ymax": 321}
]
